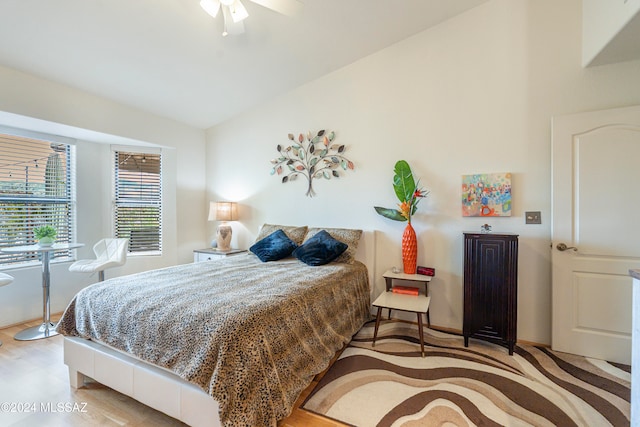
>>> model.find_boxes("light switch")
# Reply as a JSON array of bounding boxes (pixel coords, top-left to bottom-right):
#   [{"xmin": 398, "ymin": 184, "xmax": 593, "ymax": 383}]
[{"xmin": 525, "ymin": 211, "xmax": 541, "ymax": 224}]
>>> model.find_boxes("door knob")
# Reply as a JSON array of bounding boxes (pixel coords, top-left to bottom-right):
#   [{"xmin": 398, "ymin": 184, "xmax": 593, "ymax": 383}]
[{"xmin": 556, "ymin": 243, "xmax": 578, "ymax": 252}]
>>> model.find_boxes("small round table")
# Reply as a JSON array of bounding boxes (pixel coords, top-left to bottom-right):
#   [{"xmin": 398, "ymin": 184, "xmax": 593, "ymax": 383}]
[{"xmin": 1, "ymin": 243, "xmax": 84, "ymax": 340}]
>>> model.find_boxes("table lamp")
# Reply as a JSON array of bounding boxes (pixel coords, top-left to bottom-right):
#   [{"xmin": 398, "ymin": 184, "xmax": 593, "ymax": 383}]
[{"xmin": 208, "ymin": 201, "xmax": 238, "ymax": 251}]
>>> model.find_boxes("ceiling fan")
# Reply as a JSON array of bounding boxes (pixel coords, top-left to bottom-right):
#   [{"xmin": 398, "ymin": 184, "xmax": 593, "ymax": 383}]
[{"xmin": 199, "ymin": 0, "xmax": 303, "ymax": 36}]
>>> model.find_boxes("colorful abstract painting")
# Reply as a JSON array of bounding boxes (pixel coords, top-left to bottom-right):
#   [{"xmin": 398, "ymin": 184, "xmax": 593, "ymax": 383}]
[{"xmin": 462, "ymin": 172, "xmax": 512, "ymax": 217}]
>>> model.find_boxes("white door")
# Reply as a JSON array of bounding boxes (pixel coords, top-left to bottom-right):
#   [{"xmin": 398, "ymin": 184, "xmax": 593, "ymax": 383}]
[{"xmin": 552, "ymin": 105, "xmax": 640, "ymax": 365}]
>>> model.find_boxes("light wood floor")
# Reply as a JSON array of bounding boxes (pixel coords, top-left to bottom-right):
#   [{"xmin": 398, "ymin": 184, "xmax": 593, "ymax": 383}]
[{"xmin": 0, "ymin": 314, "xmax": 348, "ymax": 427}]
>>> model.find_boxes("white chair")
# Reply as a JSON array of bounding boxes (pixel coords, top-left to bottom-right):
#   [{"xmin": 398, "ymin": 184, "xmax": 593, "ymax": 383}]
[
  {"xmin": 69, "ymin": 238, "xmax": 129, "ymax": 282},
  {"xmin": 0, "ymin": 272, "xmax": 14, "ymax": 347}
]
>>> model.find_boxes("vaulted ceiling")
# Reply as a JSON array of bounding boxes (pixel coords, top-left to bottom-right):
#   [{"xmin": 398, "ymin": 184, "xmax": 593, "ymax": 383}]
[{"xmin": 0, "ymin": 0, "xmax": 488, "ymax": 129}]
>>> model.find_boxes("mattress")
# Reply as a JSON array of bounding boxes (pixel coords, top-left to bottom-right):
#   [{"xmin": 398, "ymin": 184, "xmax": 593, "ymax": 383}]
[{"xmin": 56, "ymin": 253, "xmax": 370, "ymax": 426}]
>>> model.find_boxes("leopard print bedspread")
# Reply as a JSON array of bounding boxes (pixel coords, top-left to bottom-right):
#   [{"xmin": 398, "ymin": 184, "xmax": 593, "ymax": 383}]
[{"xmin": 56, "ymin": 254, "xmax": 370, "ymax": 427}]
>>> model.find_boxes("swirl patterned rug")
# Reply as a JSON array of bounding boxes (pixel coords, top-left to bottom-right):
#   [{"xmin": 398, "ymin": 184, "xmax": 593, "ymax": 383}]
[{"xmin": 302, "ymin": 320, "xmax": 631, "ymax": 427}]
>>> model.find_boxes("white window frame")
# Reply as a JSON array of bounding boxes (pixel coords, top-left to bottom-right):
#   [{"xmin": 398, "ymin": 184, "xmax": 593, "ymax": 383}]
[
  {"xmin": 0, "ymin": 126, "xmax": 77, "ymax": 268},
  {"xmin": 112, "ymin": 146, "xmax": 162, "ymax": 256}
]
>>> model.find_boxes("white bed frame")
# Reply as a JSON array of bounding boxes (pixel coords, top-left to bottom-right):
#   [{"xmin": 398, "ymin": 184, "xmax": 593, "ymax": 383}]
[
  {"xmin": 65, "ymin": 336, "xmax": 221, "ymax": 427},
  {"xmin": 63, "ymin": 230, "xmax": 376, "ymax": 427}
]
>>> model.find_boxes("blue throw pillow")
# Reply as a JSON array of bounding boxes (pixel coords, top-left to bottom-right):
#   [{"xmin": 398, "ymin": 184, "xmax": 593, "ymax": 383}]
[
  {"xmin": 250, "ymin": 229, "xmax": 298, "ymax": 262},
  {"xmin": 293, "ymin": 229, "xmax": 348, "ymax": 266}
]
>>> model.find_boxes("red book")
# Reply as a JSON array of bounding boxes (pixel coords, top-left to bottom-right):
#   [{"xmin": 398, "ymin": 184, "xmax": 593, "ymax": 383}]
[{"xmin": 392, "ymin": 286, "xmax": 419, "ymax": 296}]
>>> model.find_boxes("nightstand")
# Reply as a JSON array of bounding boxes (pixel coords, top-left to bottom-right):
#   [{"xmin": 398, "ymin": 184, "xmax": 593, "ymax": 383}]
[
  {"xmin": 193, "ymin": 248, "xmax": 246, "ymax": 262},
  {"xmin": 382, "ymin": 270, "xmax": 433, "ymax": 325},
  {"xmin": 371, "ymin": 269, "xmax": 434, "ymax": 357}
]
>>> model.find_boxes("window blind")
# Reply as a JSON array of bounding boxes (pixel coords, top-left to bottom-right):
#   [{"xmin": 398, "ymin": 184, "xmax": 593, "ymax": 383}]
[
  {"xmin": 0, "ymin": 134, "xmax": 75, "ymax": 266},
  {"xmin": 114, "ymin": 151, "xmax": 162, "ymax": 255}
]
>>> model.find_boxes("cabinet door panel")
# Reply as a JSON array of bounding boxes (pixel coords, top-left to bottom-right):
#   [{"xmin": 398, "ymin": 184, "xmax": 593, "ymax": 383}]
[{"xmin": 463, "ymin": 233, "xmax": 518, "ymax": 354}]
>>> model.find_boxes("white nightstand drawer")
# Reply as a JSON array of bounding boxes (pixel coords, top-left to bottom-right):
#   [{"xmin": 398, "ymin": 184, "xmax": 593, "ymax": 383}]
[{"xmin": 193, "ymin": 248, "xmax": 246, "ymax": 262}]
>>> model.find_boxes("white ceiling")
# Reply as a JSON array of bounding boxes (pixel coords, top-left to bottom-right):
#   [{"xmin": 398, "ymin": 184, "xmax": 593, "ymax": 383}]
[{"xmin": 0, "ymin": 0, "xmax": 488, "ymax": 129}]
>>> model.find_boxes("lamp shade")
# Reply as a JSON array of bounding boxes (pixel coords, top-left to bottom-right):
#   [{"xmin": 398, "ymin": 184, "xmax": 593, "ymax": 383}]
[{"xmin": 208, "ymin": 201, "xmax": 238, "ymax": 222}]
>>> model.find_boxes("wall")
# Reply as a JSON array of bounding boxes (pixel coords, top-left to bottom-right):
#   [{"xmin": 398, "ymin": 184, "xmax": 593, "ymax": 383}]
[
  {"xmin": 0, "ymin": 66, "xmax": 207, "ymax": 327},
  {"xmin": 205, "ymin": 0, "xmax": 640, "ymax": 345}
]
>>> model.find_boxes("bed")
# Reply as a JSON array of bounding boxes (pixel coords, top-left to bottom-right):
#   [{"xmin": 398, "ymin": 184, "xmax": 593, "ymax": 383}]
[{"xmin": 56, "ymin": 227, "xmax": 374, "ymax": 427}]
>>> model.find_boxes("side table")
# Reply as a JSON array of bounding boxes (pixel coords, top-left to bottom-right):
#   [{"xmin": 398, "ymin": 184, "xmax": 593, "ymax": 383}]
[
  {"xmin": 372, "ymin": 269, "xmax": 434, "ymax": 357},
  {"xmin": 382, "ymin": 269, "xmax": 433, "ymax": 325}
]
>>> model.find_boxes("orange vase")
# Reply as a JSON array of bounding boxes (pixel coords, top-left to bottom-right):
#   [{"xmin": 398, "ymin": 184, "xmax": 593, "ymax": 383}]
[{"xmin": 402, "ymin": 222, "xmax": 418, "ymax": 274}]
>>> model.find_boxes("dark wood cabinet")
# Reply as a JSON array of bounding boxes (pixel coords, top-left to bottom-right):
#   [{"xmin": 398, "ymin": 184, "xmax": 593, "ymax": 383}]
[{"xmin": 463, "ymin": 232, "xmax": 518, "ymax": 354}]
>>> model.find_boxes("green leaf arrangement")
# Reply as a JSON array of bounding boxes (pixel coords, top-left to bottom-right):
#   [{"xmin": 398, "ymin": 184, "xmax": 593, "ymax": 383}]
[
  {"xmin": 374, "ymin": 160, "xmax": 428, "ymax": 224},
  {"xmin": 270, "ymin": 130, "xmax": 354, "ymax": 197},
  {"xmin": 33, "ymin": 225, "xmax": 57, "ymax": 239}
]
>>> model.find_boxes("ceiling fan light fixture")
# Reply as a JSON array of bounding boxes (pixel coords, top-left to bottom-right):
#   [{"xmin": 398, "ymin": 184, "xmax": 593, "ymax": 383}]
[
  {"xmin": 200, "ymin": 0, "xmax": 221, "ymax": 18},
  {"xmin": 202, "ymin": 0, "xmax": 300, "ymax": 36}
]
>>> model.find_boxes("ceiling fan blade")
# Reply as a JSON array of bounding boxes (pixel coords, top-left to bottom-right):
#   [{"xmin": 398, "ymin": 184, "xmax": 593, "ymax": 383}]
[
  {"xmin": 229, "ymin": 0, "xmax": 249, "ymax": 23},
  {"xmin": 222, "ymin": 6, "xmax": 245, "ymax": 35},
  {"xmin": 248, "ymin": 0, "xmax": 303, "ymax": 17},
  {"xmin": 200, "ymin": 0, "xmax": 221, "ymax": 18}
]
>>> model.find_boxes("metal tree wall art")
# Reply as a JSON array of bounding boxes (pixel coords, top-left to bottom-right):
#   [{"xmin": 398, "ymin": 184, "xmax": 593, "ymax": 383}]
[{"xmin": 270, "ymin": 130, "xmax": 354, "ymax": 197}]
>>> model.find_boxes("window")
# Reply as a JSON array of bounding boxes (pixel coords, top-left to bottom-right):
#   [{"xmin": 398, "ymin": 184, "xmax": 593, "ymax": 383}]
[
  {"xmin": 0, "ymin": 133, "xmax": 75, "ymax": 266},
  {"xmin": 114, "ymin": 150, "xmax": 162, "ymax": 255}
]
